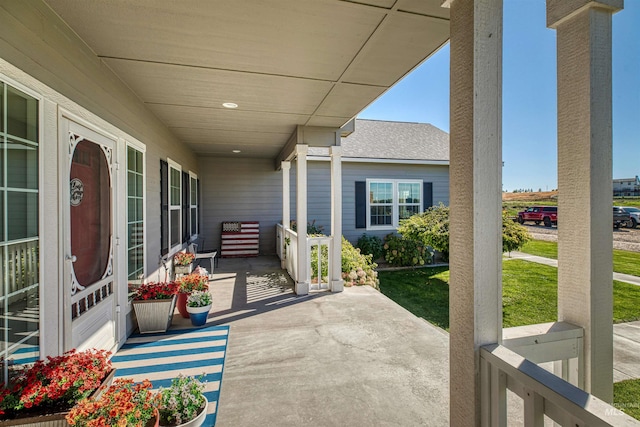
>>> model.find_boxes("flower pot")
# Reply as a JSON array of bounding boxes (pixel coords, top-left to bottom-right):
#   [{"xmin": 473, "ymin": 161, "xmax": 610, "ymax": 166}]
[
  {"xmin": 174, "ymin": 264, "xmax": 193, "ymax": 275},
  {"xmin": 176, "ymin": 292, "xmax": 190, "ymax": 319},
  {"xmin": 0, "ymin": 368, "xmax": 116, "ymax": 426},
  {"xmin": 159, "ymin": 397, "xmax": 208, "ymax": 427},
  {"xmin": 133, "ymin": 295, "xmax": 177, "ymax": 333},
  {"xmin": 186, "ymin": 304, "xmax": 211, "ymax": 327}
]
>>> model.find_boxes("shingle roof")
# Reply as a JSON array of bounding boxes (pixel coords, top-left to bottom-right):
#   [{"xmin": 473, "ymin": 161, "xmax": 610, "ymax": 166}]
[{"xmin": 309, "ymin": 119, "xmax": 449, "ymax": 161}]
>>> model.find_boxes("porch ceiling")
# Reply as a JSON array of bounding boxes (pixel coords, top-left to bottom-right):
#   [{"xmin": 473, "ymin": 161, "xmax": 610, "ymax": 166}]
[{"xmin": 43, "ymin": 0, "xmax": 449, "ymax": 159}]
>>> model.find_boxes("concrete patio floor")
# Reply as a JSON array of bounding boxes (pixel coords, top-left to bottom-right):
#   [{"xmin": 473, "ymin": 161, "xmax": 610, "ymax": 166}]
[
  {"xmin": 173, "ymin": 256, "xmax": 451, "ymax": 426},
  {"xmin": 169, "ymin": 255, "xmax": 640, "ymax": 426}
]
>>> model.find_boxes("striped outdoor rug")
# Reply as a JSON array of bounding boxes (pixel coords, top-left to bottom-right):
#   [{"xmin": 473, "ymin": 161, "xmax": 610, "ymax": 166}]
[{"xmin": 112, "ymin": 325, "xmax": 229, "ymax": 427}]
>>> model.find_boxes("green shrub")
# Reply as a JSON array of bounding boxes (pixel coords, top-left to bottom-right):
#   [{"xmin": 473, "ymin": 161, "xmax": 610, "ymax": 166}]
[
  {"xmin": 290, "ymin": 219, "xmax": 324, "ymax": 234},
  {"xmin": 341, "ymin": 237, "xmax": 379, "ymax": 289},
  {"xmin": 383, "ymin": 234, "xmax": 433, "ymax": 267},
  {"xmin": 397, "ymin": 203, "xmax": 450, "ymax": 261},
  {"xmin": 356, "ymin": 234, "xmax": 384, "ymax": 261},
  {"xmin": 310, "ymin": 236, "xmax": 379, "ymax": 289},
  {"xmin": 396, "ymin": 205, "xmax": 532, "ymax": 261},
  {"xmin": 502, "ymin": 212, "xmax": 531, "ymax": 253}
]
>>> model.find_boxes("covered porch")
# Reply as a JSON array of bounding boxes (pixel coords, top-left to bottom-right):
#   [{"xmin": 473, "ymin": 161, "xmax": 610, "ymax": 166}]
[{"xmin": 0, "ymin": 0, "xmax": 636, "ymax": 425}]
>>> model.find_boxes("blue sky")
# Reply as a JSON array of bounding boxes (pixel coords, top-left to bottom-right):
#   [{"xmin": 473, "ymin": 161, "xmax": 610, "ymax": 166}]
[{"xmin": 358, "ymin": 1, "xmax": 639, "ymax": 192}]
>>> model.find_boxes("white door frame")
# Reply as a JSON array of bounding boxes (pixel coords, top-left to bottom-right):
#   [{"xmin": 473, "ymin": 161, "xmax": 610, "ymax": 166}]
[{"xmin": 58, "ymin": 112, "xmax": 119, "ymax": 353}]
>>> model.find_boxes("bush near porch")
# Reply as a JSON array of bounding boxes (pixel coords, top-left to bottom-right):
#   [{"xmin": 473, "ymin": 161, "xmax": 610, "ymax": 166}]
[{"xmin": 310, "ymin": 236, "xmax": 379, "ymax": 289}]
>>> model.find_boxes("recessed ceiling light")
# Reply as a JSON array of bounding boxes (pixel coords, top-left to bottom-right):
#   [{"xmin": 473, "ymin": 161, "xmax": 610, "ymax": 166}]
[
  {"xmin": 222, "ymin": 102, "xmax": 238, "ymax": 109},
  {"xmin": 232, "ymin": 150, "xmax": 241, "ymax": 153}
]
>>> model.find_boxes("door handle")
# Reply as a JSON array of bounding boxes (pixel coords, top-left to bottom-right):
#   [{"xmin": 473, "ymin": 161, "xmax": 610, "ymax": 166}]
[{"xmin": 66, "ymin": 255, "xmax": 77, "ymax": 263}]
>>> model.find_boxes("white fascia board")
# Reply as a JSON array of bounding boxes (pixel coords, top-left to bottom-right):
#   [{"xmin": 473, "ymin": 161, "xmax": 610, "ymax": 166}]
[{"xmin": 306, "ymin": 155, "xmax": 449, "ymax": 166}]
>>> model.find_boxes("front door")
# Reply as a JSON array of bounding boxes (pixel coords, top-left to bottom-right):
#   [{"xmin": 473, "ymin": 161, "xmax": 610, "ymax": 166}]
[{"xmin": 62, "ymin": 118, "xmax": 117, "ymax": 353}]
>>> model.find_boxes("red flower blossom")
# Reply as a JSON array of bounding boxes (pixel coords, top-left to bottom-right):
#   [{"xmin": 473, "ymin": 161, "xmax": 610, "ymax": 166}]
[
  {"xmin": 132, "ymin": 281, "xmax": 179, "ymax": 301},
  {"xmin": 0, "ymin": 349, "xmax": 112, "ymax": 419}
]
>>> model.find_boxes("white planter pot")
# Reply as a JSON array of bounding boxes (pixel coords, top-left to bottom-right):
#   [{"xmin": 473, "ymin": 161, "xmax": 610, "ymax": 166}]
[
  {"xmin": 174, "ymin": 264, "xmax": 193, "ymax": 275},
  {"xmin": 160, "ymin": 396, "xmax": 208, "ymax": 427}
]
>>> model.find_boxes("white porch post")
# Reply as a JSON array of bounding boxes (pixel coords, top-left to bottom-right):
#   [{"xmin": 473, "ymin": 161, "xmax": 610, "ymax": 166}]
[
  {"xmin": 447, "ymin": 0, "xmax": 503, "ymax": 425},
  {"xmin": 295, "ymin": 145, "xmax": 309, "ymax": 295},
  {"xmin": 547, "ymin": 0, "xmax": 622, "ymax": 402},
  {"xmin": 281, "ymin": 161, "xmax": 291, "ymax": 269},
  {"xmin": 330, "ymin": 144, "xmax": 344, "ymax": 293}
]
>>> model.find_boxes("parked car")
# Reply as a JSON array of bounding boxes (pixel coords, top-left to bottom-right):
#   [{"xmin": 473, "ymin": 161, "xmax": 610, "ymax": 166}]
[
  {"xmin": 517, "ymin": 206, "xmax": 557, "ymax": 227},
  {"xmin": 617, "ymin": 206, "xmax": 639, "ymax": 229},
  {"xmin": 613, "ymin": 206, "xmax": 632, "ymax": 229}
]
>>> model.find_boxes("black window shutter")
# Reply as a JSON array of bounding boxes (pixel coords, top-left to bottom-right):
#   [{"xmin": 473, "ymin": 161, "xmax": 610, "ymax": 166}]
[
  {"xmin": 182, "ymin": 171, "xmax": 190, "ymax": 242},
  {"xmin": 160, "ymin": 160, "xmax": 169, "ymax": 256},
  {"xmin": 197, "ymin": 178, "xmax": 201, "ymax": 235},
  {"xmin": 423, "ymin": 182, "xmax": 433, "ymax": 210},
  {"xmin": 355, "ymin": 181, "xmax": 366, "ymax": 229}
]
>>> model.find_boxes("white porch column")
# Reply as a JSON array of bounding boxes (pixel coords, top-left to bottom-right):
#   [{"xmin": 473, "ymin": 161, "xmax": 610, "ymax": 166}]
[
  {"xmin": 281, "ymin": 161, "xmax": 291, "ymax": 269},
  {"xmin": 447, "ymin": 0, "xmax": 503, "ymax": 425},
  {"xmin": 547, "ymin": 0, "xmax": 622, "ymax": 403},
  {"xmin": 330, "ymin": 144, "xmax": 344, "ymax": 293},
  {"xmin": 295, "ymin": 145, "xmax": 309, "ymax": 295}
]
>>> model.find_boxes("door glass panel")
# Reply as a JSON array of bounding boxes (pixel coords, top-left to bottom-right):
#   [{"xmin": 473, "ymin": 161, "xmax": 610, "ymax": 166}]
[{"xmin": 70, "ymin": 140, "xmax": 111, "ymax": 287}]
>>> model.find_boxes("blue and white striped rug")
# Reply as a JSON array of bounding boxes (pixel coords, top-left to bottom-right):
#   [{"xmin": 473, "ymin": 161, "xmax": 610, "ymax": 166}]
[{"xmin": 112, "ymin": 325, "xmax": 229, "ymax": 427}]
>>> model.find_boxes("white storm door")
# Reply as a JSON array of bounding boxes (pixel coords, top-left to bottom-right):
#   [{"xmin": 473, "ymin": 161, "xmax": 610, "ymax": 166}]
[{"xmin": 61, "ymin": 118, "xmax": 117, "ymax": 353}]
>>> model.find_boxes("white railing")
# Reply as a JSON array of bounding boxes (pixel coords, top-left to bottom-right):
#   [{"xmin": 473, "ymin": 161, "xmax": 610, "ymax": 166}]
[
  {"xmin": 276, "ymin": 225, "xmax": 334, "ymax": 291},
  {"xmin": 308, "ymin": 236, "xmax": 332, "ymax": 291},
  {"xmin": 282, "ymin": 227, "xmax": 298, "ymax": 282},
  {"xmin": 0, "ymin": 239, "xmax": 39, "ymax": 306},
  {"xmin": 481, "ymin": 343, "xmax": 639, "ymax": 426},
  {"xmin": 503, "ymin": 321, "xmax": 584, "ymax": 388}
]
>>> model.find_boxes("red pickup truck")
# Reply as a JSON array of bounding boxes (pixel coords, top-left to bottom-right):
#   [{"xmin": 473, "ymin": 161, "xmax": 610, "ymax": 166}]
[{"xmin": 517, "ymin": 206, "xmax": 557, "ymax": 227}]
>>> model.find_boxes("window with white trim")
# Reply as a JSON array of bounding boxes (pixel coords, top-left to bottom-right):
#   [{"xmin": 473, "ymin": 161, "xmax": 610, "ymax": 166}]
[
  {"xmin": 126, "ymin": 145, "xmax": 144, "ymax": 280},
  {"xmin": 168, "ymin": 159, "xmax": 181, "ymax": 251},
  {"xmin": 367, "ymin": 179, "xmax": 422, "ymax": 229},
  {"xmin": 189, "ymin": 173, "xmax": 198, "ymax": 237},
  {"xmin": 0, "ymin": 80, "xmax": 41, "ymax": 384}
]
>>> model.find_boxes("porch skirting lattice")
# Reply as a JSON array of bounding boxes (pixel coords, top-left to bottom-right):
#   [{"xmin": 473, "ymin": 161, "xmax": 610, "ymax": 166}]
[{"xmin": 112, "ymin": 325, "xmax": 229, "ymax": 426}]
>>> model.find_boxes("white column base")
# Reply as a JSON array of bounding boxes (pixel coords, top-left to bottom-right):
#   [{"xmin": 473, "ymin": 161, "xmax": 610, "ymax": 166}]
[
  {"xmin": 331, "ymin": 279, "xmax": 344, "ymax": 293},
  {"xmin": 295, "ymin": 281, "xmax": 309, "ymax": 296},
  {"xmin": 281, "ymin": 259, "xmax": 286, "ymax": 269}
]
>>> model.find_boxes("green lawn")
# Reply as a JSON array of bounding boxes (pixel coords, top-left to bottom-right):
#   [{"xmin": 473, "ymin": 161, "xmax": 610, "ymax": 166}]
[
  {"xmin": 614, "ymin": 379, "xmax": 640, "ymax": 420},
  {"xmin": 520, "ymin": 240, "xmax": 640, "ymax": 278},
  {"xmin": 378, "ymin": 260, "xmax": 640, "ymax": 421},
  {"xmin": 378, "ymin": 260, "xmax": 640, "ymax": 330}
]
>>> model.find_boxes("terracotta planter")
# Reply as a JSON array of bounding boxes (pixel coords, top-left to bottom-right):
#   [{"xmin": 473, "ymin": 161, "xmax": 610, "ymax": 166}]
[
  {"xmin": 186, "ymin": 304, "xmax": 211, "ymax": 327},
  {"xmin": 160, "ymin": 397, "xmax": 207, "ymax": 427},
  {"xmin": 133, "ymin": 296, "xmax": 177, "ymax": 334},
  {"xmin": 176, "ymin": 292, "xmax": 190, "ymax": 318},
  {"xmin": 0, "ymin": 369, "xmax": 116, "ymax": 427}
]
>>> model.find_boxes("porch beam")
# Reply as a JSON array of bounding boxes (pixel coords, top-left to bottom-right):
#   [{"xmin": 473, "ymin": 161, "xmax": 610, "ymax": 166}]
[
  {"xmin": 547, "ymin": 0, "xmax": 622, "ymax": 403},
  {"xmin": 448, "ymin": 0, "xmax": 503, "ymax": 425},
  {"xmin": 281, "ymin": 161, "xmax": 291, "ymax": 269},
  {"xmin": 330, "ymin": 143, "xmax": 344, "ymax": 293},
  {"xmin": 295, "ymin": 145, "xmax": 309, "ymax": 295}
]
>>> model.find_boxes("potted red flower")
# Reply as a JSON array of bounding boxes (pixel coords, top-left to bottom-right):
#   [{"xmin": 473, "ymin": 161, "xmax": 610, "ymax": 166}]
[
  {"xmin": 0, "ymin": 349, "xmax": 114, "ymax": 426},
  {"xmin": 175, "ymin": 273, "xmax": 209, "ymax": 319},
  {"xmin": 66, "ymin": 379, "xmax": 159, "ymax": 427},
  {"xmin": 131, "ymin": 282, "xmax": 179, "ymax": 334}
]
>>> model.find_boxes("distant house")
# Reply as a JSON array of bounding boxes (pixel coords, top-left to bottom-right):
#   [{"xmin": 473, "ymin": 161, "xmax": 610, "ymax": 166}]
[
  {"xmin": 613, "ymin": 176, "xmax": 640, "ymax": 196},
  {"xmin": 304, "ymin": 119, "xmax": 450, "ymax": 243}
]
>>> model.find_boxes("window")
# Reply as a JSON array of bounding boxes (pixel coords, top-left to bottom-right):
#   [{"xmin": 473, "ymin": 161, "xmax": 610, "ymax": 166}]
[
  {"xmin": 0, "ymin": 81, "xmax": 40, "ymax": 383},
  {"xmin": 127, "ymin": 145, "xmax": 144, "ymax": 280},
  {"xmin": 168, "ymin": 160, "xmax": 181, "ymax": 251},
  {"xmin": 366, "ymin": 180, "xmax": 423, "ymax": 229},
  {"xmin": 189, "ymin": 173, "xmax": 198, "ymax": 237}
]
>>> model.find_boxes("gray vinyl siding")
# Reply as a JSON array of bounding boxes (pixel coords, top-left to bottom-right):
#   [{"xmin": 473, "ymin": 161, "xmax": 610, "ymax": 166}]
[
  {"xmin": 0, "ymin": 2, "xmax": 198, "ymax": 280},
  {"xmin": 291, "ymin": 160, "xmax": 449, "ymax": 244},
  {"xmin": 199, "ymin": 157, "xmax": 283, "ymax": 256}
]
